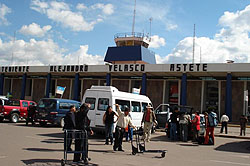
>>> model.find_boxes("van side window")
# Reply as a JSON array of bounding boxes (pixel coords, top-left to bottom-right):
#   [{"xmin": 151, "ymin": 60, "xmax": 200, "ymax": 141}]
[
  {"xmin": 142, "ymin": 102, "xmax": 148, "ymax": 112},
  {"xmin": 115, "ymin": 99, "xmax": 130, "ymax": 112},
  {"xmin": 98, "ymin": 98, "xmax": 109, "ymax": 111},
  {"xmin": 59, "ymin": 102, "xmax": 71, "ymax": 109},
  {"xmin": 85, "ymin": 98, "xmax": 96, "ymax": 110},
  {"xmin": 131, "ymin": 101, "xmax": 141, "ymax": 112}
]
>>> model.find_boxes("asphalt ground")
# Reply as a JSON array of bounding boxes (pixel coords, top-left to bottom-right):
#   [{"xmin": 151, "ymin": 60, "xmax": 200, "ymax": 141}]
[{"xmin": 0, "ymin": 122, "xmax": 250, "ymax": 166}]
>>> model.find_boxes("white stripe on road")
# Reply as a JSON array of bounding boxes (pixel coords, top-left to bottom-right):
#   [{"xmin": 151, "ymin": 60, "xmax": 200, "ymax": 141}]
[
  {"xmin": 25, "ymin": 136, "xmax": 42, "ymax": 140},
  {"xmin": 231, "ymin": 155, "xmax": 250, "ymax": 159},
  {"xmin": 210, "ymin": 160, "xmax": 250, "ymax": 166},
  {"xmin": 0, "ymin": 156, "xmax": 7, "ymax": 159}
]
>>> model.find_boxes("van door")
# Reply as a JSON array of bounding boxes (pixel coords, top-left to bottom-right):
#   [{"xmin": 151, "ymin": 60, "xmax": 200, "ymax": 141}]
[
  {"xmin": 131, "ymin": 101, "xmax": 143, "ymax": 127},
  {"xmin": 95, "ymin": 92, "xmax": 110, "ymax": 127},
  {"xmin": 85, "ymin": 96, "xmax": 97, "ymax": 127}
]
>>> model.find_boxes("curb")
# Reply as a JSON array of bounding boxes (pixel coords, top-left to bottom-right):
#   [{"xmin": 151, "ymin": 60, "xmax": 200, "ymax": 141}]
[{"xmin": 214, "ymin": 134, "xmax": 250, "ymax": 139}]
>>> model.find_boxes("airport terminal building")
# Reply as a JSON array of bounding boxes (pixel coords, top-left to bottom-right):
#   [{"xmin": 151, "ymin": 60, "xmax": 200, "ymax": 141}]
[{"xmin": 0, "ymin": 33, "xmax": 249, "ymax": 122}]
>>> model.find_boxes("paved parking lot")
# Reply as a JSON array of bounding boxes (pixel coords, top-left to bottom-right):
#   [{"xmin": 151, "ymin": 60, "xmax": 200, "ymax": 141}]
[{"xmin": 0, "ymin": 122, "xmax": 250, "ymax": 166}]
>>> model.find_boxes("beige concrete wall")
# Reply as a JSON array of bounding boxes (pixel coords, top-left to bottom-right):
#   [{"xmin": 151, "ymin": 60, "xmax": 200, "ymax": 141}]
[
  {"xmin": 112, "ymin": 80, "xmax": 129, "ymax": 92},
  {"xmin": 32, "ymin": 79, "xmax": 46, "ymax": 102},
  {"xmin": 146, "ymin": 80, "xmax": 163, "ymax": 108},
  {"xmin": 232, "ymin": 81, "xmax": 244, "ymax": 122},
  {"xmin": 12, "ymin": 79, "xmax": 22, "ymax": 99},
  {"xmin": 187, "ymin": 81, "xmax": 202, "ymax": 112}
]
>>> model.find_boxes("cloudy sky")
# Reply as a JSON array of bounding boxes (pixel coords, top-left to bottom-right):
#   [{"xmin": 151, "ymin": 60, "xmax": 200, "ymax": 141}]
[{"xmin": 0, "ymin": 0, "xmax": 250, "ymax": 66}]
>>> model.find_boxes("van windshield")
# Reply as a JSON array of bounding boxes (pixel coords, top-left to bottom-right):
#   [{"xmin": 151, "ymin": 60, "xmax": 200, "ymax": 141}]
[{"xmin": 38, "ymin": 99, "xmax": 57, "ymax": 109}]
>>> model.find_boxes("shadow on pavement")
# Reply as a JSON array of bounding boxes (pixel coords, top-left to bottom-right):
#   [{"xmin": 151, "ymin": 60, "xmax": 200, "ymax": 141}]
[
  {"xmin": 22, "ymin": 159, "xmax": 61, "ymax": 165},
  {"xmin": 41, "ymin": 138, "xmax": 64, "ymax": 144},
  {"xmin": 38, "ymin": 132, "xmax": 64, "ymax": 138},
  {"xmin": 178, "ymin": 143, "xmax": 199, "ymax": 146},
  {"xmin": 215, "ymin": 141, "xmax": 250, "ymax": 153},
  {"xmin": 150, "ymin": 134, "xmax": 168, "ymax": 142},
  {"xmin": 89, "ymin": 149, "xmax": 114, "ymax": 153},
  {"xmin": 23, "ymin": 148, "xmax": 63, "ymax": 152},
  {"xmin": 22, "ymin": 159, "xmax": 99, "ymax": 166}
]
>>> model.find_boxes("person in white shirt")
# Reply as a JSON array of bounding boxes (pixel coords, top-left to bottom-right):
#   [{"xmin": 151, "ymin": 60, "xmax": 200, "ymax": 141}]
[
  {"xmin": 220, "ymin": 113, "xmax": 229, "ymax": 134},
  {"xmin": 113, "ymin": 104, "xmax": 135, "ymax": 152}
]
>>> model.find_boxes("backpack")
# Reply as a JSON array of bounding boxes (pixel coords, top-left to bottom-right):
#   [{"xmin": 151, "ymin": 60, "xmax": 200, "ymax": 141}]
[{"xmin": 208, "ymin": 112, "xmax": 218, "ymax": 127}]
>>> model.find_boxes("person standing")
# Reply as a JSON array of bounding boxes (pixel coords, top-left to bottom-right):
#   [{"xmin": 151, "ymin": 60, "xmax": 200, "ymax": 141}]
[
  {"xmin": 240, "ymin": 115, "xmax": 248, "ymax": 136},
  {"xmin": 103, "ymin": 106, "xmax": 118, "ymax": 145},
  {"xmin": 179, "ymin": 112, "xmax": 191, "ymax": 142},
  {"xmin": 63, "ymin": 105, "xmax": 76, "ymax": 151},
  {"xmin": 220, "ymin": 113, "xmax": 229, "ymax": 134},
  {"xmin": 141, "ymin": 104, "xmax": 157, "ymax": 142},
  {"xmin": 113, "ymin": 104, "xmax": 135, "ymax": 152},
  {"xmin": 191, "ymin": 111, "xmax": 200, "ymax": 142},
  {"xmin": 73, "ymin": 103, "xmax": 94, "ymax": 164},
  {"xmin": 204, "ymin": 110, "xmax": 217, "ymax": 145},
  {"xmin": 26, "ymin": 105, "xmax": 36, "ymax": 126},
  {"xmin": 170, "ymin": 108, "xmax": 179, "ymax": 141}
]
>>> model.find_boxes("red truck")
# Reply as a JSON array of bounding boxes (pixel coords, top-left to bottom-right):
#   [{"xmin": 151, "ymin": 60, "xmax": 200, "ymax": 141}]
[{"xmin": 0, "ymin": 98, "xmax": 36, "ymax": 123}]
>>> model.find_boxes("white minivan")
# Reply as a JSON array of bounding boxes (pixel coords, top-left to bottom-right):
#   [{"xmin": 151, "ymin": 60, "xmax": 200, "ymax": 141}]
[{"xmin": 82, "ymin": 86, "xmax": 152, "ymax": 132}]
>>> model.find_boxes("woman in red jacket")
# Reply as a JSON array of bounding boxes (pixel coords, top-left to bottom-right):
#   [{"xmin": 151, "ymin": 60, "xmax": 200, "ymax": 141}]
[{"xmin": 192, "ymin": 111, "xmax": 200, "ymax": 142}]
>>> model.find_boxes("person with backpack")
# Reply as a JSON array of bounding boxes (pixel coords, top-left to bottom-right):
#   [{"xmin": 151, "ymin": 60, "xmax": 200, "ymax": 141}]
[{"xmin": 204, "ymin": 109, "xmax": 217, "ymax": 145}]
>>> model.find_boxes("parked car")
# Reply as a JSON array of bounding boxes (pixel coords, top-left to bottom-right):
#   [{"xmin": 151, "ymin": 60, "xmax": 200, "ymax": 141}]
[
  {"xmin": 35, "ymin": 98, "xmax": 80, "ymax": 127},
  {"xmin": 154, "ymin": 104, "xmax": 172, "ymax": 128},
  {"xmin": 0, "ymin": 98, "xmax": 36, "ymax": 123}
]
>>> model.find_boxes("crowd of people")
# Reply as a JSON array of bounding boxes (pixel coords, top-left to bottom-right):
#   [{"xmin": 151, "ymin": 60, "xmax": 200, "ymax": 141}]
[
  {"xmin": 24, "ymin": 102, "xmax": 249, "ymax": 164},
  {"xmin": 167, "ymin": 107, "xmax": 249, "ymax": 145}
]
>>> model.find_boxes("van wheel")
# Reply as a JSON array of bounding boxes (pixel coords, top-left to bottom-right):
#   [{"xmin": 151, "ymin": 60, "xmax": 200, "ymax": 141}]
[
  {"xmin": 39, "ymin": 121, "xmax": 47, "ymax": 126},
  {"xmin": 0, "ymin": 117, "xmax": 3, "ymax": 122},
  {"xmin": 10, "ymin": 113, "xmax": 19, "ymax": 123},
  {"xmin": 60, "ymin": 118, "xmax": 65, "ymax": 128}
]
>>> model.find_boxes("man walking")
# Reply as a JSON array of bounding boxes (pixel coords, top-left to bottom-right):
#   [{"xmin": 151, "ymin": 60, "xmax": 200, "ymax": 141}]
[
  {"xmin": 63, "ymin": 105, "xmax": 76, "ymax": 151},
  {"xmin": 220, "ymin": 113, "xmax": 229, "ymax": 134},
  {"xmin": 113, "ymin": 104, "xmax": 135, "ymax": 152},
  {"xmin": 240, "ymin": 115, "xmax": 248, "ymax": 136},
  {"xmin": 141, "ymin": 104, "xmax": 157, "ymax": 142},
  {"xmin": 74, "ymin": 103, "xmax": 93, "ymax": 164}
]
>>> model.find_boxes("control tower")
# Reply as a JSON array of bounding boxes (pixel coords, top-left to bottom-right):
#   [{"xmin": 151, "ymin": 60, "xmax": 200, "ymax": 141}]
[
  {"xmin": 104, "ymin": 32, "xmax": 156, "ymax": 64},
  {"xmin": 104, "ymin": 0, "xmax": 156, "ymax": 64}
]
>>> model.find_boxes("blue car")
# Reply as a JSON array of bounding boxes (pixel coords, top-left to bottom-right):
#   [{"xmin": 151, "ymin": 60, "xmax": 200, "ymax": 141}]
[{"xmin": 35, "ymin": 98, "xmax": 80, "ymax": 127}]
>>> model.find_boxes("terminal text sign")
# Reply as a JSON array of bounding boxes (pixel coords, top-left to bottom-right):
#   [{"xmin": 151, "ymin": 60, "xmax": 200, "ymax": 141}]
[{"xmin": 170, "ymin": 64, "xmax": 208, "ymax": 72}]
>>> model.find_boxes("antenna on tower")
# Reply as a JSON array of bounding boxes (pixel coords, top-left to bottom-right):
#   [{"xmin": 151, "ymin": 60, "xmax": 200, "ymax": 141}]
[
  {"xmin": 192, "ymin": 24, "xmax": 195, "ymax": 64},
  {"xmin": 149, "ymin": 17, "xmax": 153, "ymax": 42},
  {"xmin": 11, "ymin": 31, "xmax": 16, "ymax": 66},
  {"xmin": 200, "ymin": 46, "xmax": 202, "ymax": 63},
  {"xmin": 132, "ymin": 0, "xmax": 136, "ymax": 36}
]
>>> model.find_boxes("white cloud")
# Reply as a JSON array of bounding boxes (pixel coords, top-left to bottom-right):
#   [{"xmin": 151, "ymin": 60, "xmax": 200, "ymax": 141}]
[
  {"xmin": 157, "ymin": 5, "xmax": 250, "ymax": 64},
  {"xmin": 76, "ymin": 3, "xmax": 87, "ymax": 11},
  {"xmin": 30, "ymin": 0, "xmax": 113, "ymax": 32},
  {"xmin": 0, "ymin": 38, "xmax": 104, "ymax": 66},
  {"xmin": 149, "ymin": 35, "xmax": 166, "ymax": 48},
  {"xmin": 91, "ymin": 3, "xmax": 114, "ymax": 15},
  {"xmin": 0, "ymin": 3, "xmax": 11, "ymax": 26},
  {"xmin": 19, "ymin": 23, "xmax": 51, "ymax": 37}
]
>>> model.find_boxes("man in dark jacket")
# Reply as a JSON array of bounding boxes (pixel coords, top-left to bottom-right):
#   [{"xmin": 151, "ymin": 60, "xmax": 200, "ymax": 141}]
[
  {"xmin": 63, "ymin": 105, "xmax": 76, "ymax": 151},
  {"xmin": 26, "ymin": 105, "xmax": 36, "ymax": 126},
  {"xmin": 73, "ymin": 103, "xmax": 93, "ymax": 163}
]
